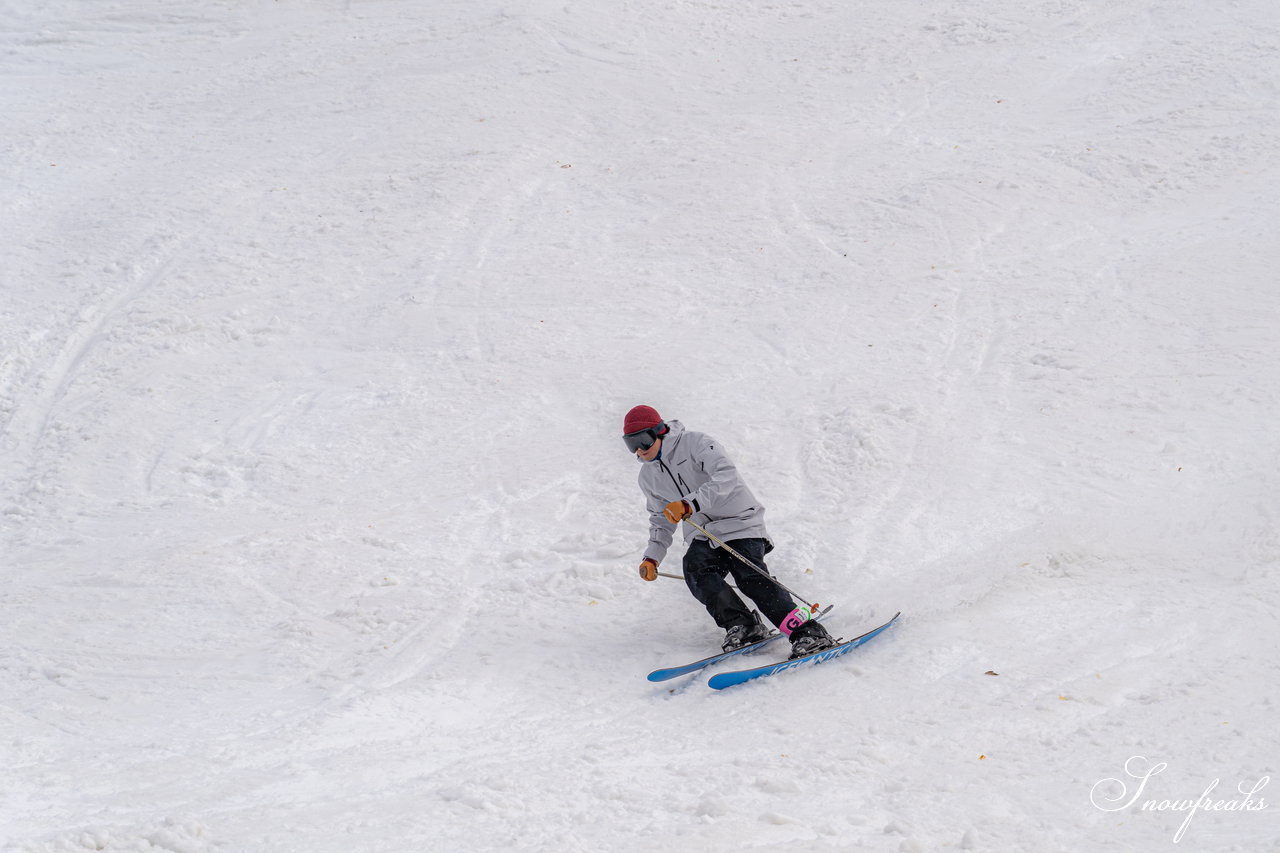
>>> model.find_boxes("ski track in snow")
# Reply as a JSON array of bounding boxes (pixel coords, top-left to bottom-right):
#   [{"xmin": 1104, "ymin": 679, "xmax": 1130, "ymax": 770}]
[{"xmin": 3, "ymin": 0, "xmax": 1279, "ymax": 851}]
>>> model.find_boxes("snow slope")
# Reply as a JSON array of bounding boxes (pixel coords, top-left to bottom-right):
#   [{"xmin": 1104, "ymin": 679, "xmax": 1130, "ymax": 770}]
[{"xmin": 2, "ymin": 0, "xmax": 1278, "ymax": 850}]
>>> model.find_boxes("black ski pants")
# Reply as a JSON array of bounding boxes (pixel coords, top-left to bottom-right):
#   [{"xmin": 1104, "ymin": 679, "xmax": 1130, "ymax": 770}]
[{"xmin": 682, "ymin": 537, "xmax": 796, "ymax": 631}]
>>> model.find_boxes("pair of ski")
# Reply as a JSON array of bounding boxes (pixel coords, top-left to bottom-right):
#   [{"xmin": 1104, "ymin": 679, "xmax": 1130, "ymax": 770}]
[{"xmin": 648, "ymin": 608, "xmax": 900, "ymax": 690}]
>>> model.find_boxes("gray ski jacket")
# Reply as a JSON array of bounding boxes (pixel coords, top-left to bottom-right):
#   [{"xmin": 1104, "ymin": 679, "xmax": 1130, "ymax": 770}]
[{"xmin": 637, "ymin": 420, "xmax": 770, "ymax": 566}]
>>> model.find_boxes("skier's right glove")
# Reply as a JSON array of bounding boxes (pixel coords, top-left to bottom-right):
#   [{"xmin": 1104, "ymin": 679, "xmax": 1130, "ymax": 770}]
[{"xmin": 638, "ymin": 558, "xmax": 659, "ymax": 582}]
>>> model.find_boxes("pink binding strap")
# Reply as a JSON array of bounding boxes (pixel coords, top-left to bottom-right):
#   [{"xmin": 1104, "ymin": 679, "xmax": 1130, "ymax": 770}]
[{"xmin": 779, "ymin": 604, "xmax": 814, "ymax": 637}]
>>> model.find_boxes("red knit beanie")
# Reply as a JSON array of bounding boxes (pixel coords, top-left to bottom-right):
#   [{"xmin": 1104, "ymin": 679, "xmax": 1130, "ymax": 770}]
[{"xmin": 623, "ymin": 405, "xmax": 663, "ymax": 434}]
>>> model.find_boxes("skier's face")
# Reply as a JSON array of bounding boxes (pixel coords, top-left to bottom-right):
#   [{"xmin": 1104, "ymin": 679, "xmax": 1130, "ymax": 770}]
[{"xmin": 635, "ymin": 437, "xmax": 662, "ymax": 462}]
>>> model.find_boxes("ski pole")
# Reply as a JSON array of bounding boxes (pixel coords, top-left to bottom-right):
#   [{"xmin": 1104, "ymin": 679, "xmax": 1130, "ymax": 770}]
[
  {"xmin": 657, "ymin": 569, "xmax": 743, "ymax": 592},
  {"xmin": 679, "ymin": 517, "xmax": 818, "ymax": 610}
]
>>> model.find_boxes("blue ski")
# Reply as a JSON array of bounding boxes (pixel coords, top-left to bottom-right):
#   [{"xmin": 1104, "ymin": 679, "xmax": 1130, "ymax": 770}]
[
  {"xmin": 646, "ymin": 605, "xmax": 835, "ymax": 683},
  {"xmin": 706, "ymin": 611, "xmax": 900, "ymax": 690}
]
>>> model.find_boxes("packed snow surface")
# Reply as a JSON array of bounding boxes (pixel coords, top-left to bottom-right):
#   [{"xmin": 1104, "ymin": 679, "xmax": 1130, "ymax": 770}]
[{"xmin": 2, "ymin": 0, "xmax": 1278, "ymax": 850}]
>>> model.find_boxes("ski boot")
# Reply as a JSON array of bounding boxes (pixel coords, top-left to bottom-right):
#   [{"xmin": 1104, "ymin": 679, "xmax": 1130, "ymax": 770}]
[
  {"xmin": 788, "ymin": 620, "xmax": 835, "ymax": 659},
  {"xmin": 722, "ymin": 611, "xmax": 770, "ymax": 652}
]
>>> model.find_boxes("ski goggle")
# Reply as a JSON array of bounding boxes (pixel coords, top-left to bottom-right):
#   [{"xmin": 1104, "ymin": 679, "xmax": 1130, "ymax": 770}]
[{"xmin": 623, "ymin": 426, "xmax": 664, "ymax": 453}]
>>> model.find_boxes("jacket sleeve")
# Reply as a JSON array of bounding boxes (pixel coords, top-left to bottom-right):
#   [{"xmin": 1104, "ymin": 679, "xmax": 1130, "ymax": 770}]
[{"xmin": 641, "ymin": 477, "xmax": 677, "ymax": 565}]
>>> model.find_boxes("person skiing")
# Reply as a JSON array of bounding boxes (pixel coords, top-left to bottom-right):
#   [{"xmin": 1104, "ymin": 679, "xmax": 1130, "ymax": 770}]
[{"xmin": 623, "ymin": 404, "xmax": 835, "ymax": 659}]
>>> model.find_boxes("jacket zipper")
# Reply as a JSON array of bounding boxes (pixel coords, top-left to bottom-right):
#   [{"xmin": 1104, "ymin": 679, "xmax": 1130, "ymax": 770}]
[{"xmin": 659, "ymin": 459, "xmax": 700, "ymax": 513}]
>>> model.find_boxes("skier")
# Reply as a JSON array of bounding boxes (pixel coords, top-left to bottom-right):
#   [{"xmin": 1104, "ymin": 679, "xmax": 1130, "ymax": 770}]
[{"xmin": 623, "ymin": 404, "xmax": 835, "ymax": 659}]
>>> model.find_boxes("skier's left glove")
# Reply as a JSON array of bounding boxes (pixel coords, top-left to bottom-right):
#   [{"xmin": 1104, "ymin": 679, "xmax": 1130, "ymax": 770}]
[
  {"xmin": 663, "ymin": 500, "xmax": 692, "ymax": 524},
  {"xmin": 639, "ymin": 558, "xmax": 659, "ymax": 582}
]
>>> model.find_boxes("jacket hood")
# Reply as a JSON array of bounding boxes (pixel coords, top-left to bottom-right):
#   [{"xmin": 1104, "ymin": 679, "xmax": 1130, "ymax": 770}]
[{"xmin": 638, "ymin": 419, "xmax": 685, "ymax": 463}]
